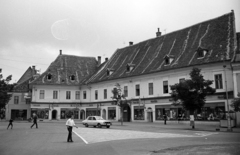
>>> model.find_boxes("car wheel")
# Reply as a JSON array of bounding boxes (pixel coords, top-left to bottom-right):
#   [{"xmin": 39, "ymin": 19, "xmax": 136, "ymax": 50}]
[
  {"xmin": 85, "ymin": 124, "xmax": 88, "ymax": 127},
  {"xmin": 106, "ymin": 125, "xmax": 110, "ymax": 128},
  {"xmin": 97, "ymin": 123, "xmax": 102, "ymax": 128}
]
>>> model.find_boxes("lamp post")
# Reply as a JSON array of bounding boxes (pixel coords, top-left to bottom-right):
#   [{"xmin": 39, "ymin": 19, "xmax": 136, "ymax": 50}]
[{"xmin": 221, "ymin": 53, "xmax": 232, "ymax": 132}]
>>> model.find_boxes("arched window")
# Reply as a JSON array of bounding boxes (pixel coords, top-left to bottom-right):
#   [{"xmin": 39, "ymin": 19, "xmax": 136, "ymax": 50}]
[
  {"xmin": 47, "ymin": 73, "xmax": 52, "ymax": 81},
  {"xmin": 70, "ymin": 75, "xmax": 75, "ymax": 81}
]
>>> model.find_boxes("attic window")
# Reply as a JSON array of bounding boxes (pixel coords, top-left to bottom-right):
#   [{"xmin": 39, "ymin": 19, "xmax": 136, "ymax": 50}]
[
  {"xmin": 107, "ymin": 68, "xmax": 114, "ymax": 76},
  {"xmin": 196, "ymin": 47, "xmax": 208, "ymax": 58},
  {"xmin": 126, "ymin": 63, "xmax": 135, "ymax": 72},
  {"xmin": 164, "ymin": 55, "xmax": 174, "ymax": 65},
  {"xmin": 70, "ymin": 75, "xmax": 75, "ymax": 81},
  {"xmin": 47, "ymin": 73, "xmax": 52, "ymax": 81}
]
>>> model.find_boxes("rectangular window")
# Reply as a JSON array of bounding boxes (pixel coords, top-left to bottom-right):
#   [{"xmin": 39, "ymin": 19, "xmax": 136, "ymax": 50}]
[
  {"xmin": 95, "ymin": 90, "xmax": 98, "ymax": 100},
  {"xmin": 124, "ymin": 86, "xmax": 128, "ymax": 97},
  {"xmin": 104, "ymin": 89, "xmax": 107, "ymax": 99},
  {"xmin": 14, "ymin": 96, "xmax": 19, "ymax": 104},
  {"xmin": 75, "ymin": 91, "xmax": 80, "ymax": 100},
  {"xmin": 149, "ymin": 83, "xmax": 153, "ymax": 95},
  {"xmin": 163, "ymin": 81, "xmax": 169, "ymax": 94},
  {"xmin": 53, "ymin": 91, "xmax": 58, "ymax": 99},
  {"xmin": 83, "ymin": 91, "xmax": 87, "ymax": 99},
  {"xmin": 66, "ymin": 91, "xmax": 71, "ymax": 99},
  {"xmin": 135, "ymin": 84, "xmax": 140, "ymax": 96},
  {"xmin": 40, "ymin": 90, "xmax": 45, "ymax": 99},
  {"xmin": 215, "ymin": 74, "xmax": 223, "ymax": 89}
]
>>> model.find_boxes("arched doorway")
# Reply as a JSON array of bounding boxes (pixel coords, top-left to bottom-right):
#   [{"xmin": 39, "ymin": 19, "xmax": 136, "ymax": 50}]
[
  {"xmin": 123, "ymin": 105, "xmax": 131, "ymax": 122},
  {"xmin": 80, "ymin": 110, "xmax": 85, "ymax": 120},
  {"xmin": 147, "ymin": 107, "xmax": 153, "ymax": 122},
  {"xmin": 52, "ymin": 110, "xmax": 57, "ymax": 120},
  {"xmin": 102, "ymin": 109, "xmax": 106, "ymax": 119}
]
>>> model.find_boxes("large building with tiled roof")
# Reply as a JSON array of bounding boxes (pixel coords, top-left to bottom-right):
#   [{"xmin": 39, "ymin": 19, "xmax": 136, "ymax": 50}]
[{"xmin": 11, "ymin": 11, "xmax": 240, "ymax": 125}]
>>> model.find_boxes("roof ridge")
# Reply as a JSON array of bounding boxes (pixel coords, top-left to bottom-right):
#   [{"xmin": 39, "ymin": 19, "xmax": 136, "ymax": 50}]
[{"xmin": 118, "ymin": 11, "xmax": 233, "ymax": 51}]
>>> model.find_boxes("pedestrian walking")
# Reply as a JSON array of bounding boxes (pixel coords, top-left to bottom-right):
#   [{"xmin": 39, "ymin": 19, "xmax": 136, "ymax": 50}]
[
  {"xmin": 31, "ymin": 113, "xmax": 38, "ymax": 128},
  {"xmin": 178, "ymin": 113, "xmax": 182, "ymax": 123},
  {"xmin": 66, "ymin": 115, "xmax": 78, "ymax": 142},
  {"xmin": 7, "ymin": 118, "xmax": 13, "ymax": 129},
  {"xmin": 163, "ymin": 114, "xmax": 167, "ymax": 125}
]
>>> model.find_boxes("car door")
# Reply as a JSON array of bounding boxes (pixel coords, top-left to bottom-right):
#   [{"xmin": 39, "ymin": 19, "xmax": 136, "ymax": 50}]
[{"xmin": 92, "ymin": 117, "xmax": 97, "ymax": 126}]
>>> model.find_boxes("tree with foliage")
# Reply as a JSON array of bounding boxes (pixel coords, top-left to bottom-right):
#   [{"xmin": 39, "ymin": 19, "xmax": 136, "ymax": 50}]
[
  {"xmin": 111, "ymin": 83, "xmax": 128, "ymax": 125},
  {"xmin": 0, "ymin": 72, "xmax": 14, "ymax": 113},
  {"xmin": 231, "ymin": 93, "xmax": 240, "ymax": 112},
  {"xmin": 170, "ymin": 68, "xmax": 215, "ymax": 129}
]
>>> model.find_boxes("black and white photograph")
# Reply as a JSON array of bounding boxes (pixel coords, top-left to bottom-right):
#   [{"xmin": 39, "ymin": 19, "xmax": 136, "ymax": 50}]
[{"xmin": 1, "ymin": 0, "xmax": 240, "ymax": 155}]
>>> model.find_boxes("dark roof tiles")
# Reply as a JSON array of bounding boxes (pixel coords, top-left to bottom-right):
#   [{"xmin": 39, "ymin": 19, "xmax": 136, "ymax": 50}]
[{"xmin": 86, "ymin": 12, "xmax": 237, "ymax": 84}]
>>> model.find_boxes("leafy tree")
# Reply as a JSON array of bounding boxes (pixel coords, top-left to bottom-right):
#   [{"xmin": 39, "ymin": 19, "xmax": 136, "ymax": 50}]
[
  {"xmin": 111, "ymin": 83, "xmax": 128, "ymax": 125},
  {"xmin": 0, "ymin": 73, "xmax": 14, "ymax": 110},
  {"xmin": 170, "ymin": 68, "xmax": 215, "ymax": 129},
  {"xmin": 231, "ymin": 93, "xmax": 240, "ymax": 112}
]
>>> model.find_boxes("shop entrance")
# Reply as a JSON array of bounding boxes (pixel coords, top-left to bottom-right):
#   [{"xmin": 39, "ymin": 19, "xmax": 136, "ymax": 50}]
[
  {"xmin": 123, "ymin": 105, "xmax": 131, "ymax": 122},
  {"xmin": 80, "ymin": 110, "xmax": 85, "ymax": 120},
  {"xmin": 52, "ymin": 110, "xmax": 57, "ymax": 119},
  {"xmin": 102, "ymin": 109, "xmax": 106, "ymax": 119},
  {"xmin": 147, "ymin": 108, "xmax": 153, "ymax": 122}
]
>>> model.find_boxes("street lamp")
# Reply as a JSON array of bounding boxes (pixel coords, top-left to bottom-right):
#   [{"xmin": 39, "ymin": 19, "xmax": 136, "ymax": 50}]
[{"xmin": 221, "ymin": 53, "xmax": 232, "ymax": 132}]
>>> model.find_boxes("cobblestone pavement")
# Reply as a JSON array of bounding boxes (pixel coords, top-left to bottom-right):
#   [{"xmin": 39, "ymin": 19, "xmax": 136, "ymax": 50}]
[{"xmin": 73, "ymin": 127, "xmax": 218, "ymax": 144}]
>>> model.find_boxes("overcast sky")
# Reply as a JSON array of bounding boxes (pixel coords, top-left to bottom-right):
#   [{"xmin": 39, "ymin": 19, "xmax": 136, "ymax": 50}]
[{"xmin": 0, "ymin": 0, "xmax": 240, "ymax": 83}]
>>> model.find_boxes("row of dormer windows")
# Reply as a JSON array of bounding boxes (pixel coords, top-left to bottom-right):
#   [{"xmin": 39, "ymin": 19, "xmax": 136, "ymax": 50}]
[
  {"xmin": 107, "ymin": 47, "xmax": 208, "ymax": 75},
  {"xmin": 46, "ymin": 73, "xmax": 76, "ymax": 81}
]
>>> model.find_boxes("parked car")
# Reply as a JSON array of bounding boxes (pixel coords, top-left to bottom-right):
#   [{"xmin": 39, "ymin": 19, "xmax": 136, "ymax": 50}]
[{"xmin": 82, "ymin": 116, "xmax": 112, "ymax": 128}]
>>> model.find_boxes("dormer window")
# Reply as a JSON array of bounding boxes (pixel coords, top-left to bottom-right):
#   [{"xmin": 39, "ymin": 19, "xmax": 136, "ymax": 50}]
[
  {"xmin": 47, "ymin": 73, "xmax": 52, "ymax": 81},
  {"xmin": 107, "ymin": 68, "xmax": 114, "ymax": 76},
  {"xmin": 164, "ymin": 55, "xmax": 174, "ymax": 65},
  {"xmin": 70, "ymin": 75, "xmax": 75, "ymax": 81},
  {"xmin": 126, "ymin": 63, "xmax": 135, "ymax": 72},
  {"xmin": 196, "ymin": 47, "xmax": 208, "ymax": 58}
]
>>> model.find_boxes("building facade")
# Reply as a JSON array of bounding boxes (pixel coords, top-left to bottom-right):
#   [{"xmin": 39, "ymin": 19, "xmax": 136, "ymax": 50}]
[{"xmin": 8, "ymin": 11, "xmax": 240, "ymax": 123}]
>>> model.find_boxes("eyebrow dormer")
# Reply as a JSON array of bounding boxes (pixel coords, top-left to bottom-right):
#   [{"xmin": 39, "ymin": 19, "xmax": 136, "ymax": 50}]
[
  {"xmin": 107, "ymin": 68, "xmax": 114, "ymax": 76},
  {"xmin": 196, "ymin": 47, "xmax": 208, "ymax": 58},
  {"xmin": 70, "ymin": 75, "xmax": 75, "ymax": 81},
  {"xmin": 126, "ymin": 63, "xmax": 135, "ymax": 72},
  {"xmin": 47, "ymin": 73, "xmax": 52, "ymax": 81},
  {"xmin": 164, "ymin": 55, "xmax": 174, "ymax": 65}
]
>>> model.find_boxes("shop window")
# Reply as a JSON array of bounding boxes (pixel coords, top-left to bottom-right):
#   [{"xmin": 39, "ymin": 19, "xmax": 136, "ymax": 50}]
[
  {"xmin": 104, "ymin": 89, "xmax": 107, "ymax": 99},
  {"xmin": 83, "ymin": 91, "xmax": 87, "ymax": 99},
  {"xmin": 53, "ymin": 91, "xmax": 58, "ymax": 99},
  {"xmin": 108, "ymin": 107, "xmax": 116, "ymax": 120},
  {"xmin": 40, "ymin": 90, "xmax": 45, "ymax": 99},
  {"xmin": 14, "ymin": 96, "xmax": 19, "ymax": 104},
  {"xmin": 134, "ymin": 106, "xmax": 144, "ymax": 120},
  {"xmin": 135, "ymin": 84, "xmax": 140, "ymax": 96},
  {"xmin": 66, "ymin": 91, "xmax": 71, "ymax": 99},
  {"xmin": 124, "ymin": 86, "xmax": 128, "ymax": 97},
  {"xmin": 214, "ymin": 74, "xmax": 223, "ymax": 89},
  {"xmin": 163, "ymin": 81, "xmax": 169, "ymax": 94},
  {"xmin": 75, "ymin": 91, "xmax": 80, "ymax": 100},
  {"xmin": 148, "ymin": 83, "xmax": 153, "ymax": 95}
]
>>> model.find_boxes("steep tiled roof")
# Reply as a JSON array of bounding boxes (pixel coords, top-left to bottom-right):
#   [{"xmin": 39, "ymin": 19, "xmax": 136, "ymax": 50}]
[
  {"xmin": 13, "ymin": 67, "xmax": 35, "ymax": 92},
  {"xmin": 30, "ymin": 54, "xmax": 97, "ymax": 86},
  {"xmin": 86, "ymin": 12, "xmax": 237, "ymax": 84}
]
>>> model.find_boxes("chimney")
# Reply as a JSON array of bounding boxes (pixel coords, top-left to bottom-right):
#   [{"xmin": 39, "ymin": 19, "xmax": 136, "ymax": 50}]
[
  {"xmin": 105, "ymin": 58, "xmax": 108, "ymax": 62},
  {"xmin": 156, "ymin": 28, "xmax": 161, "ymax": 37},
  {"xmin": 97, "ymin": 56, "xmax": 101, "ymax": 66},
  {"xmin": 129, "ymin": 42, "xmax": 133, "ymax": 46},
  {"xmin": 59, "ymin": 50, "xmax": 62, "ymax": 55},
  {"xmin": 32, "ymin": 66, "xmax": 36, "ymax": 75}
]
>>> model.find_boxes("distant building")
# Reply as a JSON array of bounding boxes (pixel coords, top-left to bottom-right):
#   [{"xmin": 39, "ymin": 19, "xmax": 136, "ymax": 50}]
[
  {"xmin": 7, "ymin": 11, "xmax": 240, "ymax": 124},
  {"xmin": 5, "ymin": 66, "xmax": 38, "ymax": 120}
]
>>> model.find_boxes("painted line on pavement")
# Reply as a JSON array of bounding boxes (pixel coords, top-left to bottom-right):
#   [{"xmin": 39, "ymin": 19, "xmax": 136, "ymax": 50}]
[{"xmin": 73, "ymin": 130, "xmax": 89, "ymax": 144}]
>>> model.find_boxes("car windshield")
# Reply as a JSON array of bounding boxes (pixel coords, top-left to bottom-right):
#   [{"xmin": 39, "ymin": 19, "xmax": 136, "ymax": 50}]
[{"xmin": 95, "ymin": 116, "xmax": 104, "ymax": 120}]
